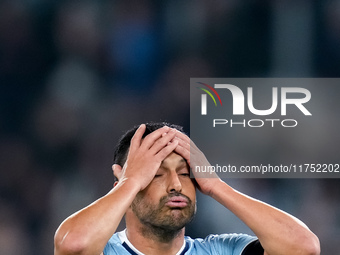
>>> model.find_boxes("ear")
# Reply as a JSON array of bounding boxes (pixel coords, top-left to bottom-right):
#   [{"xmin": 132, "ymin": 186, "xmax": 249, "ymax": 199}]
[{"xmin": 112, "ymin": 164, "xmax": 123, "ymax": 180}]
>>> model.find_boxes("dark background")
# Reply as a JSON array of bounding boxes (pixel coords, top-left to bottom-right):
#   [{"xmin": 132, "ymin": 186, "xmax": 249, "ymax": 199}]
[{"xmin": 0, "ymin": 0, "xmax": 339, "ymax": 254}]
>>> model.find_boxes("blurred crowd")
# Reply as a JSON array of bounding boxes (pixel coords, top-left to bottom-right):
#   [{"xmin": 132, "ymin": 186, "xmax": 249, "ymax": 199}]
[{"xmin": 0, "ymin": 0, "xmax": 340, "ymax": 254}]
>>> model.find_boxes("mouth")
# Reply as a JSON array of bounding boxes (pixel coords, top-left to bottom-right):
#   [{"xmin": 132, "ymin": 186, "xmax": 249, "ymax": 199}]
[{"xmin": 165, "ymin": 196, "xmax": 189, "ymax": 208}]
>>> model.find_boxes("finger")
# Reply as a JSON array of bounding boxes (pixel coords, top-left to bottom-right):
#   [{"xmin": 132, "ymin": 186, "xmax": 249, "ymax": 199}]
[
  {"xmin": 181, "ymin": 137, "xmax": 201, "ymax": 154},
  {"xmin": 174, "ymin": 143, "xmax": 190, "ymax": 164},
  {"xmin": 174, "ymin": 136, "xmax": 190, "ymax": 152},
  {"xmin": 129, "ymin": 124, "xmax": 146, "ymax": 153},
  {"xmin": 173, "ymin": 131, "xmax": 191, "ymax": 151},
  {"xmin": 155, "ymin": 139, "xmax": 179, "ymax": 160},
  {"xmin": 148, "ymin": 128, "xmax": 177, "ymax": 155},
  {"xmin": 140, "ymin": 126, "xmax": 170, "ymax": 150},
  {"xmin": 173, "ymin": 130, "xmax": 190, "ymax": 144}
]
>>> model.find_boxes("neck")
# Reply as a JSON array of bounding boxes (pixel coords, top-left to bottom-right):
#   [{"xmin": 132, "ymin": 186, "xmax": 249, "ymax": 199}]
[{"xmin": 126, "ymin": 216, "xmax": 185, "ymax": 255}]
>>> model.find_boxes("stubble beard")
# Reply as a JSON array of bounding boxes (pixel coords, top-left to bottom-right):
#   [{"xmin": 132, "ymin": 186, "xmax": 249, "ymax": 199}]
[{"xmin": 131, "ymin": 192, "xmax": 196, "ymax": 243}]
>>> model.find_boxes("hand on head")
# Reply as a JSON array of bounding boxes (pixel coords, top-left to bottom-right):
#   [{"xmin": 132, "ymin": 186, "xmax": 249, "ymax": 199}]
[
  {"xmin": 113, "ymin": 124, "xmax": 179, "ymax": 191},
  {"xmin": 113, "ymin": 124, "xmax": 220, "ymax": 196}
]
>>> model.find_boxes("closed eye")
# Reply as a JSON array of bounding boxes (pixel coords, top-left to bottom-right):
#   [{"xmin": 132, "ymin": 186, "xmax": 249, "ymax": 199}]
[{"xmin": 179, "ymin": 173, "xmax": 190, "ymax": 177}]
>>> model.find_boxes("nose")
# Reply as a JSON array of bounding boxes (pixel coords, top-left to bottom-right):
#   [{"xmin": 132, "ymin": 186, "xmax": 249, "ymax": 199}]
[{"xmin": 166, "ymin": 171, "xmax": 182, "ymax": 193}]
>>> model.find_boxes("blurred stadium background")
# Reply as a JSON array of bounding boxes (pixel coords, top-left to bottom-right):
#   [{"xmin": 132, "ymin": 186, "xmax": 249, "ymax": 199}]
[{"xmin": 0, "ymin": 0, "xmax": 340, "ymax": 254}]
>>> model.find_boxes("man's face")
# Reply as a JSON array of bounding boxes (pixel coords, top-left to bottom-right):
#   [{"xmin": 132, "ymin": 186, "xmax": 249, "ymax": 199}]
[{"xmin": 131, "ymin": 152, "xmax": 196, "ymax": 231}]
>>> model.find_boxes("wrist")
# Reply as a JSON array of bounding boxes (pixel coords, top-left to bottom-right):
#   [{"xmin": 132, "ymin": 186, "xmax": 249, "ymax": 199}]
[
  {"xmin": 208, "ymin": 179, "xmax": 230, "ymax": 198},
  {"xmin": 113, "ymin": 177, "xmax": 141, "ymax": 195}
]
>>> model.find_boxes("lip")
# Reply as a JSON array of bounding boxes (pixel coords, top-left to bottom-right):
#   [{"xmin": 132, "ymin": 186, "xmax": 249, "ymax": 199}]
[{"xmin": 165, "ymin": 196, "xmax": 189, "ymax": 208}]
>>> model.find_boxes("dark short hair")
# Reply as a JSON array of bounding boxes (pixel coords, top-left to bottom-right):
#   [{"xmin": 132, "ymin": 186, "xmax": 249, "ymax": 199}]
[{"xmin": 113, "ymin": 122, "xmax": 184, "ymax": 168}]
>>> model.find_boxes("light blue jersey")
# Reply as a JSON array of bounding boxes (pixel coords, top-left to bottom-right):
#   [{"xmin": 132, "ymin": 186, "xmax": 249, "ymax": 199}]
[{"xmin": 103, "ymin": 230, "xmax": 259, "ymax": 255}]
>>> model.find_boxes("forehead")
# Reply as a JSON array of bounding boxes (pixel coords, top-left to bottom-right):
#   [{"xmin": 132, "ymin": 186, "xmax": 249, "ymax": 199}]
[{"xmin": 161, "ymin": 152, "xmax": 187, "ymax": 168}]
